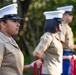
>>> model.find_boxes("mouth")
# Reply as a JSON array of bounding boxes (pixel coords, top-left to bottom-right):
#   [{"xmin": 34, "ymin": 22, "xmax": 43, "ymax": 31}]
[{"xmin": 16, "ymin": 28, "xmax": 19, "ymax": 31}]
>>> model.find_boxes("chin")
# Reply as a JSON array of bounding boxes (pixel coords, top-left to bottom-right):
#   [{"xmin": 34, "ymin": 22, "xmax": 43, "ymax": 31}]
[
  {"xmin": 13, "ymin": 32, "xmax": 18, "ymax": 35},
  {"xmin": 59, "ymin": 30, "xmax": 62, "ymax": 32}
]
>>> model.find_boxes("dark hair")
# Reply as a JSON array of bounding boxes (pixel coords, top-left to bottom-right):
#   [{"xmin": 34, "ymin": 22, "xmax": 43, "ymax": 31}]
[
  {"xmin": 0, "ymin": 18, "xmax": 7, "ymax": 23},
  {"xmin": 44, "ymin": 19, "xmax": 61, "ymax": 33}
]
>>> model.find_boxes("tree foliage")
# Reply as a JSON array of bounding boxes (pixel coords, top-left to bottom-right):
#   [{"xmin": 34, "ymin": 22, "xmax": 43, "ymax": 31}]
[{"xmin": 27, "ymin": 0, "xmax": 76, "ymax": 47}]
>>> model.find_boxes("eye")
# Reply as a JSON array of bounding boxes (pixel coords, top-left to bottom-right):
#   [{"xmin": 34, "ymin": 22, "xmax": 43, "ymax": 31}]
[
  {"xmin": 10, "ymin": 19, "xmax": 20, "ymax": 23},
  {"xmin": 13, "ymin": 20, "xmax": 17, "ymax": 22}
]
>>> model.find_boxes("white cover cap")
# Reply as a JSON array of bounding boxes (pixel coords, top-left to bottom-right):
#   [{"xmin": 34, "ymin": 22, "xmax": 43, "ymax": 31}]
[
  {"xmin": 0, "ymin": 4, "xmax": 17, "ymax": 18},
  {"xmin": 57, "ymin": 5, "xmax": 73, "ymax": 12},
  {"xmin": 43, "ymin": 10, "xmax": 64, "ymax": 19}
]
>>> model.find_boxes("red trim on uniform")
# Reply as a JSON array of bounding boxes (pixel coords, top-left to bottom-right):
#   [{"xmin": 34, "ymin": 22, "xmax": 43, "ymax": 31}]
[{"xmin": 34, "ymin": 62, "xmax": 42, "ymax": 75}]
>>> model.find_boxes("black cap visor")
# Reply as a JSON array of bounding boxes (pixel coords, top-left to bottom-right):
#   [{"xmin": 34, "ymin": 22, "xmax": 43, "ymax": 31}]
[
  {"xmin": 1, "ymin": 14, "xmax": 22, "ymax": 22},
  {"xmin": 9, "ymin": 15, "xmax": 22, "ymax": 20},
  {"xmin": 65, "ymin": 11, "xmax": 73, "ymax": 15}
]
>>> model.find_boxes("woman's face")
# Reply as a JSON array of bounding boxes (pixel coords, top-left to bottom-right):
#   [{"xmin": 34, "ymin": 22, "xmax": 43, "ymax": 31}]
[
  {"xmin": 58, "ymin": 23, "xmax": 62, "ymax": 32},
  {"xmin": 1, "ymin": 19, "xmax": 20, "ymax": 36}
]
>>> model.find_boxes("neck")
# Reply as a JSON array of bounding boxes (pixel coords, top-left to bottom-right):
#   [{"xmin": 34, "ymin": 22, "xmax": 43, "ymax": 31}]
[
  {"xmin": 63, "ymin": 20, "xmax": 69, "ymax": 25},
  {"xmin": 0, "ymin": 30, "xmax": 11, "ymax": 38}
]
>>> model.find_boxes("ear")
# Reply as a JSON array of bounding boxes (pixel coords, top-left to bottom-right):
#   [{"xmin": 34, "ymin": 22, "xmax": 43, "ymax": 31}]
[{"xmin": 0, "ymin": 22, "xmax": 6, "ymax": 28}]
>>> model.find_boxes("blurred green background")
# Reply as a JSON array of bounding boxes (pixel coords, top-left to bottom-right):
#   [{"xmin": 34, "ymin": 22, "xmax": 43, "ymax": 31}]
[{"xmin": 0, "ymin": 0, "xmax": 76, "ymax": 75}]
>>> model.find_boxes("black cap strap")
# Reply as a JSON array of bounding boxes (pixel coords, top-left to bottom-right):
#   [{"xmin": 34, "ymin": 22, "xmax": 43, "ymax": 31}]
[
  {"xmin": 53, "ymin": 18, "xmax": 63, "ymax": 23},
  {"xmin": 65, "ymin": 11, "xmax": 73, "ymax": 15}
]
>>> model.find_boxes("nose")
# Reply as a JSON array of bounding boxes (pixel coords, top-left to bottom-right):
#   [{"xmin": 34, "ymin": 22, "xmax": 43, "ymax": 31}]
[{"xmin": 17, "ymin": 22, "xmax": 20, "ymax": 27}]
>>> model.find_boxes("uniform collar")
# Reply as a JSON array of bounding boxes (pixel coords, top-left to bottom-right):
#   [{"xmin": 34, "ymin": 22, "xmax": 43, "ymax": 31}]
[
  {"xmin": 0, "ymin": 32, "xmax": 10, "ymax": 43},
  {"xmin": 52, "ymin": 33, "xmax": 57, "ymax": 37},
  {"xmin": 0, "ymin": 32, "xmax": 19, "ymax": 48},
  {"xmin": 52, "ymin": 33, "xmax": 60, "ymax": 40}
]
